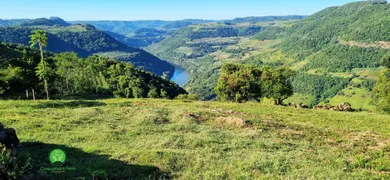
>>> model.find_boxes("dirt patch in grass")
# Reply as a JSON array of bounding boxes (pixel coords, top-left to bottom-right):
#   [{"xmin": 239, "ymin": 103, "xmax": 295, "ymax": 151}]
[
  {"xmin": 216, "ymin": 117, "xmax": 247, "ymax": 128},
  {"xmin": 345, "ymin": 132, "xmax": 390, "ymax": 151}
]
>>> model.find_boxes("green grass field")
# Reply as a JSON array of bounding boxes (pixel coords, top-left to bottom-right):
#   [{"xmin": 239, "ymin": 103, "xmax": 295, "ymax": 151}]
[{"xmin": 1, "ymin": 99, "xmax": 390, "ymax": 179}]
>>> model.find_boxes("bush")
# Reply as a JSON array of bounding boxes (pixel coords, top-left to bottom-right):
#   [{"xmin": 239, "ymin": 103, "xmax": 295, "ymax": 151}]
[
  {"xmin": 91, "ymin": 169, "xmax": 109, "ymax": 180},
  {"xmin": 0, "ymin": 148, "xmax": 32, "ymax": 180},
  {"xmin": 373, "ymin": 70, "xmax": 390, "ymax": 112},
  {"xmin": 175, "ymin": 94, "xmax": 199, "ymax": 101}
]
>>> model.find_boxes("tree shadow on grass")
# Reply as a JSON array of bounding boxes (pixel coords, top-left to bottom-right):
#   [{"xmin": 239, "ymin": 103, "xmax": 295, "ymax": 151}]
[
  {"xmin": 33, "ymin": 100, "xmax": 107, "ymax": 109},
  {"xmin": 20, "ymin": 142, "xmax": 169, "ymax": 179}
]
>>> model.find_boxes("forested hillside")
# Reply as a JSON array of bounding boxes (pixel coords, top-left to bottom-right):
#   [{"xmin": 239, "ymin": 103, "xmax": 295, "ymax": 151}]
[
  {"xmin": 251, "ymin": 1, "xmax": 390, "ymax": 108},
  {"xmin": 0, "ymin": 18, "xmax": 175, "ymax": 77},
  {"xmin": 146, "ymin": 19, "xmax": 302, "ymax": 100},
  {"xmin": 147, "ymin": 2, "xmax": 389, "ymax": 109},
  {"xmin": 0, "ymin": 19, "xmax": 29, "ymax": 27},
  {"xmin": 0, "ymin": 43, "xmax": 186, "ymax": 99},
  {"xmin": 70, "ymin": 19, "xmax": 215, "ymax": 48}
]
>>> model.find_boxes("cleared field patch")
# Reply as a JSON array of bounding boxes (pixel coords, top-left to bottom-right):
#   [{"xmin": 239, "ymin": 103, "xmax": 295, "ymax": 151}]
[{"xmin": 324, "ymin": 86, "xmax": 375, "ymax": 111}]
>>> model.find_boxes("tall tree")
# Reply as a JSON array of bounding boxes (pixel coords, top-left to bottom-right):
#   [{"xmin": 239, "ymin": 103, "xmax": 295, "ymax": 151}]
[
  {"xmin": 215, "ymin": 64, "xmax": 262, "ymax": 103},
  {"xmin": 215, "ymin": 63, "xmax": 294, "ymax": 104},
  {"xmin": 29, "ymin": 30, "xmax": 49, "ymax": 100},
  {"xmin": 262, "ymin": 67, "xmax": 295, "ymax": 105}
]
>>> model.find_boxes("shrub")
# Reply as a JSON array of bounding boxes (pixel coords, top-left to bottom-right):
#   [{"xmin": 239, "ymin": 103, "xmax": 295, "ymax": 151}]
[
  {"xmin": 0, "ymin": 148, "xmax": 32, "ymax": 180},
  {"xmin": 176, "ymin": 94, "xmax": 199, "ymax": 101},
  {"xmin": 91, "ymin": 169, "xmax": 109, "ymax": 180}
]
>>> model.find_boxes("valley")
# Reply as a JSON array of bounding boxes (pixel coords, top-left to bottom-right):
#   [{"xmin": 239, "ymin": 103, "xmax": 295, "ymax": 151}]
[
  {"xmin": 146, "ymin": 1, "xmax": 389, "ymax": 109},
  {"xmin": 1, "ymin": 0, "xmax": 390, "ymax": 179}
]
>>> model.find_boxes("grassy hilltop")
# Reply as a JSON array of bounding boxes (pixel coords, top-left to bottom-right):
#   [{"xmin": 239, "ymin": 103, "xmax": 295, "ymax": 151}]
[{"xmin": 1, "ymin": 99, "xmax": 390, "ymax": 179}]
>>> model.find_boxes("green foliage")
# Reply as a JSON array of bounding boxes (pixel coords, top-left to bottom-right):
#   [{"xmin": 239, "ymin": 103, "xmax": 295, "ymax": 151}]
[
  {"xmin": 53, "ymin": 52, "xmax": 186, "ymax": 99},
  {"xmin": 215, "ymin": 64, "xmax": 262, "ymax": 103},
  {"xmin": 0, "ymin": 21, "xmax": 175, "ymax": 77},
  {"xmin": 21, "ymin": 17, "xmax": 70, "ymax": 27},
  {"xmin": 0, "ymin": 149, "xmax": 32, "ymax": 180},
  {"xmin": 254, "ymin": 2, "xmax": 390, "ymax": 71},
  {"xmin": 215, "ymin": 64, "xmax": 293, "ymax": 104},
  {"xmin": 29, "ymin": 30, "xmax": 50, "ymax": 100},
  {"xmin": 291, "ymin": 73, "xmax": 350, "ymax": 106},
  {"xmin": 381, "ymin": 53, "xmax": 390, "ymax": 69},
  {"xmin": 373, "ymin": 70, "xmax": 390, "ymax": 112},
  {"xmin": 262, "ymin": 67, "xmax": 294, "ymax": 105},
  {"xmin": 252, "ymin": 26, "xmax": 286, "ymax": 40},
  {"xmin": 0, "ymin": 44, "xmax": 186, "ymax": 99},
  {"xmin": 302, "ymin": 45, "xmax": 385, "ymax": 72},
  {"xmin": 91, "ymin": 169, "xmax": 109, "ymax": 180}
]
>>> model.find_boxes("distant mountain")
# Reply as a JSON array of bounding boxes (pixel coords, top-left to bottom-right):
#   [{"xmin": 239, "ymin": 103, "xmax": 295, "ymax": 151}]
[
  {"xmin": 70, "ymin": 19, "xmax": 216, "ymax": 48},
  {"xmin": 226, "ymin": 15, "xmax": 306, "ymax": 23},
  {"xmin": 105, "ymin": 28, "xmax": 172, "ymax": 48},
  {"xmin": 0, "ymin": 18, "xmax": 175, "ymax": 77},
  {"xmin": 21, "ymin": 17, "xmax": 71, "ymax": 27},
  {"xmin": 0, "ymin": 19, "xmax": 29, "ymax": 27},
  {"xmin": 161, "ymin": 19, "xmax": 216, "ymax": 29},
  {"xmin": 69, "ymin": 20, "xmax": 169, "ymax": 35}
]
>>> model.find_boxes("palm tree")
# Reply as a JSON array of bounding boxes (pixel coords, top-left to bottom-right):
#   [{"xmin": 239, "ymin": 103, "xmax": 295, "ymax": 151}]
[{"xmin": 29, "ymin": 30, "xmax": 50, "ymax": 100}]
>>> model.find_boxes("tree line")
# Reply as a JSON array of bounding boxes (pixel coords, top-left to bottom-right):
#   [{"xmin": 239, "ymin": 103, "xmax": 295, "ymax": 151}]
[{"xmin": 0, "ymin": 30, "xmax": 186, "ymax": 99}]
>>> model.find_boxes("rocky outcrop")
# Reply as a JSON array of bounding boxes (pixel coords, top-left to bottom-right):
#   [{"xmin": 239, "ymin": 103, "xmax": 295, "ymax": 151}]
[
  {"xmin": 287, "ymin": 103, "xmax": 309, "ymax": 109},
  {"xmin": 314, "ymin": 102, "xmax": 354, "ymax": 112}
]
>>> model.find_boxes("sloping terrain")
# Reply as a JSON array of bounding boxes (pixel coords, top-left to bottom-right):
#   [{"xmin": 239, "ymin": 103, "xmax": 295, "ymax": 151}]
[
  {"xmin": 147, "ymin": 2, "xmax": 389, "ymax": 108},
  {"xmin": 146, "ymin": 19, "xmax": 302, "ymax": 99},
  {"xmin": 1, "ymin": 99, "xmax": 390, "ymax": 179},
  {"xmin": 0, "ymin": 18, "xmax": 174, "ymax": 77}
]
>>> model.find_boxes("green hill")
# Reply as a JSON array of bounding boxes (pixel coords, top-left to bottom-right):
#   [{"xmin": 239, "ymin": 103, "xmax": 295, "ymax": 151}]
[
  {"xmin": 0, "ymin": 18, "xmax": 175, "ymax": 77},
  {"xmin": 147, "ymin": 2, "xmax": 390, "ymax": 108},
  {"xmin": 146, "ymin": 19, "xmax": 302, "ymax": 99},
  {"xmin": 250, "ymin": 1, "xmax": 390, "ymax": 107},
  {"xmin": 0, "ymin": 43, "xmax": 185, "ymax": 98},
  {"xmin": 2, "ymin": 99, "xmax": 390, "ymax": 179}
]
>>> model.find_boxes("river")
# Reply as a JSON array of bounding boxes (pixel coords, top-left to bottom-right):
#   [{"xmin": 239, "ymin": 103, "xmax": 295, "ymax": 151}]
[{"xmin": 171, "ymin": 65, "xmax": 190, "ymax": 87}]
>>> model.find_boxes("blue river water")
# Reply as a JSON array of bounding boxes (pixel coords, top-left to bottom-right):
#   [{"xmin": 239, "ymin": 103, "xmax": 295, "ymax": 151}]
[{"xmin": 170, "ymin": 65, "xmax": 190, "ymax": 87}]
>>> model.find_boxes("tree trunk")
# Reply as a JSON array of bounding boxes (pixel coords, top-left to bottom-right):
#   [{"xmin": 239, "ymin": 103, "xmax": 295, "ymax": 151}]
[
  {"xmin": 44, "ymin": 79, "xmax": 49, "ymax": 100},
  {"xmin": 40, "ymin": 44, "xmax": 49, "ymax": 100},
  {"xmin": 32, "ymin": 89, "xmax": 36, "ymax": 101},
  {"xmin": 274, "ymin": 99, "xmax": 282, "ymax": 105}
]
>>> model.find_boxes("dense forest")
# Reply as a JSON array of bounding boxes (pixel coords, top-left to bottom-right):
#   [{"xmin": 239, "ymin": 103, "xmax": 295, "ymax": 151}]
[
  {"xmin": 0, "ymin": 43, "xmax": 186, "ymax": 99},
  {"xmin": 0, "ymin": 18, "xmax": 175, "ymax": 78},
  {"xmin": 253, "ymin": 1, "xmax": 390, "ymax": 71}
]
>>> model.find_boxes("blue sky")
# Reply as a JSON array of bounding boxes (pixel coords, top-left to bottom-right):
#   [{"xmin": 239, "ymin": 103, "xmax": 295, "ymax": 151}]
[{"xmin": 0, "ymin": 0, "xmax": 361, "ymax": 21}]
